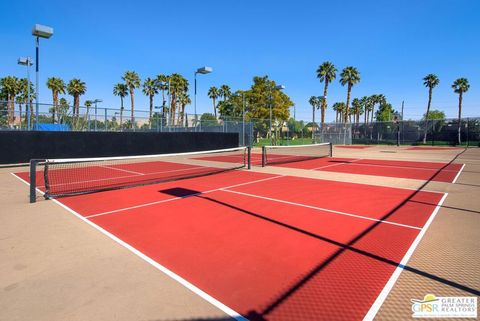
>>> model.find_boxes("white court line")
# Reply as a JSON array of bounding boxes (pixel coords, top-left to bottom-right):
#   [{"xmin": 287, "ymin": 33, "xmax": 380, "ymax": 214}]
[
  {"xmin": 221, "ymin": 189, "xmax": 421, "ymax": 231},
  {"xmin": 11, "ymin": 173, "xmax": 248, "ymax": 321},
  {"xmin": 338, "ymin": 161, "xmax": 461, "ymax": 173},
  {"xmin": 99, "ymin": 165, "xmax": 145, "ymax": 175},
  {"xmin": 311, "ymin": 158, "xmax": 364, "ymax": 171},
  {"xmin": 362, "ymin": 193, "xmax": 448, "ymax": 321},
  {"xmin": 451, "ymin": 164, "xmax": 465, "ymax": 184},
  {"xmin": 85, "ymin": 175, "xmax": 284, "ymax": 218}
]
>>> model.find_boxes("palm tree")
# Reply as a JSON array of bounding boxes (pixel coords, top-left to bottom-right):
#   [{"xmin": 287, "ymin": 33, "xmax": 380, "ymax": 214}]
[
  {"xmin": 360, "ymin": 96, "xmax": 370, "ymax": 124},
  {"xmin": 66, "ymin": 78, "xmax": 87, "ymax": 118},
  {"xmin": 122, "ymin": 71, "xmax": 141, "ymax": 128},
  {"xmin": 208, "ymin": 86, "xmax": 220, "ymax": 117},
  {"xmin": 308, "ymin": 96, "xmax": 321, "ymax": 139},
  {"xmin": 156, "ymin": 74, "xmax": 169, "ymax": 119},
  {"xmin": 219, "ymin": 85, "xmax": 231, "ymax": 101},
  {"xmin": 422, "ymin": 74, "xmax": 440, "ymax": 143},
  {"xmin": 370, "ymin": 94, "xmax": 386, "ymax": 123},
  {"xmin": 178, "ymin": 93, "xmax": 191, "ymax": 125},
  {"xmin": 332, "ymin": 102, "xmax": 346, "ymax": 123},
  {"xmin": 46, "ymin": 77, "xmax": 66, "ymax": 123},
  {"xmin": 113, "ymin": 83, "xmax": 128, "ymax": 128},
  {"xmin": 452, "ymin": 78, "xmax": 470, "ymax": 144},
  {"xmin": 168, "ymin": 74, "xmax": 189, "ymax": 125},
  {"xmin": 351, "ymin": 98, "xmax": 363, "ymax": 125},
  {"xmin": 316, "ymin": 61, "xmax": 337, "ymax": 127},
  {"xmin": 142, "ymin": 77, "xmax": 159, "ymax": 127},
  {"xmin": 1, "ymin": 76, "xmax": 19, "ymax": 126},
  {"xmin": 84, "ymin": 100, "xmax": 93, "ymax": 128},
  {"xmin": 340, "ymin": 66, "xmax": 361, "ymax": 123}
]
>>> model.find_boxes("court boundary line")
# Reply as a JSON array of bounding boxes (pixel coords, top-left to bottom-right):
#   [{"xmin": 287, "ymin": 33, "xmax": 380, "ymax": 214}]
[
  {"xmin": 362, "ymin": 192, "xmax": 448, "ymax": 321},
  {"xmin": 221, "ymin": 189, "xmax": 422, "ymax": 230},
  {"xmin": 99, "ymin": 165, "xmax": 145, "ymax": 175},
  {"xmin": 451, "ymin": 164, "xmax": 465, "ymax": 184},
  {"xmin": 331, "ymin": 161, "xmax": 462, "ymax": 173},
  {"xmin": 11, "ymin": 172, "xmax": 249, "ymax": 321},
  {"xmin": 311, "ymin": 158, "xmax": 364, "ymax": 170},
  {"xmin": 84, "ymin": 175, "xmax": 284, "ymax": 218}
]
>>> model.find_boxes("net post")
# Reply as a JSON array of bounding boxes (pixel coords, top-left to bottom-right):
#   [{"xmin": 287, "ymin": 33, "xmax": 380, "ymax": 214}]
[
  {"xmin": 29, "ymin": 159, "xmax": 37, "ymax": 203},
  {"xmin": 262, "ymin": 146, "xmax": 266, "ymax": 167},
  {"xmin": 329, "ymin": 142, "xmax": 333, "ymax": 157},
  {"xmin": 247, "ymin": 147, "xmax": 251, "ymax": 169}
]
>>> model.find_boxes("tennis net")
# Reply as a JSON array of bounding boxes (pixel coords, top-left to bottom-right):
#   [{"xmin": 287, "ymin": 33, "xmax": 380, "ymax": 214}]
[
  {"xmin": 29, "ymin": 147, "xmax": 250, "ymax": 202},
  {"xmin": 261, "ymin": 142, "xmax": 332, "ymax": 167}
]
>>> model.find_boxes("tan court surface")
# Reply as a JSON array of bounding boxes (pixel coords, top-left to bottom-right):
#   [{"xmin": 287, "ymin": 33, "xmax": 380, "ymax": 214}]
[{"xmin": 1, "ymin": 146, "xmax": 479, "ymax": 321}]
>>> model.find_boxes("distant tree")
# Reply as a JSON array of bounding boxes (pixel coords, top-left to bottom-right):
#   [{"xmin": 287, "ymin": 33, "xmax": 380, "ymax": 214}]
[
  {"xmin": 316, "ymin": 61, "xmax": 337, "ymax": 126},
  {"xmin": 208, "ymin": 86, "xmax": 220, "ymax": 117},
  {"xmin": 168, "ymin": 73, "xmax": 188, "ymax": 125},
  {"xmin": 287, "ymin": 117, "xmax": 304, "ymax": 136},
  {"xmin": 46, "ymin": 77, "xmax": 66, "ymax": 123},
  {"xmin": 113, "ymin": 83, "xmax": 128, "ymax": 128},
  {"xmin": 57, "ymin": 97, "xmax": 70, "ymax": 124},
  {"xmin": 422, "ymin": 109, "xmax": 445, "ymax": 120},
  {"xmin": 370, "ymin": 94, "xmax": 386, "ymax": 123},
  {"xmin": 375, "ymin": 103, "xmax": 396, "ymax": 122},
  {"xmin": 452, "ymin": 78, "xmax": 470, "ymax": 144},
  {"xmin": 360, "ymin": 96, "xmax": 371, "ymax": 124},
  {"xmin": 178, "ymin": 92, "xmax": 191, "ymax": 125},
  {"xmin": 122, "ymin": 71, "xmax": 141, "ymax": 128},
  {"xmin": 200, "ymin": 113, "xmax": 218, "ymax": 127},
  {"xmin": 308, "ymin": 96, "xmax": 322, "ymax": 139},
  {"xmin": 351, "ymin": 98, "xmax": 363, "ymax": 124},
  {"xmin": 422, "ymin": 74, "xmax": 440, "ymax": 143},
  {"xmin": 340, "ymin": 66, "xmax": 361, "ymax": 123}
]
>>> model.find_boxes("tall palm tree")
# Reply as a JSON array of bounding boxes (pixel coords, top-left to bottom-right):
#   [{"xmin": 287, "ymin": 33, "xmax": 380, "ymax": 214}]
[
  {"xmin": 452, "ymin": 78, "xmax": 470, "ymax": 144},
  {"xmin": 332, "ymin": 102, "xmax": 346, "ymax": 123},
  {"xmin": 370, "ymin": 94, "xmax": 386, "ymax": 123},
  {"xmin": 113, "ymin": 83, "xmax": 128, "ymax": 128},
  {"xmin": 316, "ymin": 61, "xmax": 337, "ymax": 126},
  {"xmin": 340, "ymin": 66, "xmax": 361, "ymax": 123},
  {"xmin": 219, "ymin": 85, "xmax": 231, "ymax": 101},
  {"xmin": 46, "ymin": 77, "xmax": 66, "ymax": 123},
  {"xmin": 84, "ymin": 100, "xmax": 93, "ymax": 128},
  {"xmin": 66, "ymin": 78, "xmax": 87, "ymax": 118},
  {"xmin": 208, "ymin": 86, "xmax": 220, "ymax": 117},
  {"xmin": 122, "ymin": 71, "xmax": 141, "ymax": 128},
  {"xmin": 142, "ymin": 77, "xmax": 159, "ymax": 127},
  {"xmin": 422, "ymin": 74, "xmax": 440, "ymax": 143}
]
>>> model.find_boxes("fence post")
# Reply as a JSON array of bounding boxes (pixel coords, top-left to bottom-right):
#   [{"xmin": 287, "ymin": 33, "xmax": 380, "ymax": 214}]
[{"xmin": 104, "ymin": 108, "xmax": 108, "ymax": 131}]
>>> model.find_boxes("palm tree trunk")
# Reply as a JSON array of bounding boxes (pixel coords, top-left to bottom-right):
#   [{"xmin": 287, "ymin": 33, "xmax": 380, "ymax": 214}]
[
  {"xmin": 213, "ymin": 97, "xmax": 217, "ymax": 117},
  {"xmin": 119, "ymin": 97, "xmax": 124, "ymax": 128},
  {"xmin": 371, "ymin": 105, "xmax": 375, "ymax": 123},
  {"xmin": 345, "ymin": 85, "xmax": 351, "ymax": 123},
  {"xmin": 130, "ymin": 89, "xmax": 135, "ymax": 129},
  {"xmin": 149, "ymin": 95, "xmax": 153, "ymax": 129},
  {"xmin": 321, "ymin": 82, "xmax": 329, "ymax": 126},
  {"xmin": 312, "ymin": 104, "xmax": 315, "ymax": 140},
  {"xmin": 423, "ymin": 87, "xmax": 432, "ymax": 144},
  {"xmin": 458, "ymin": 92, "xmax": 463, "ymax": 145}
]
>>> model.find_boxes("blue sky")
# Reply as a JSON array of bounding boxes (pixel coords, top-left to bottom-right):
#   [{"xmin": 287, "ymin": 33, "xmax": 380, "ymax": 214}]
[{"xmin": 1, "ymin": 0, "xmax": 478, "ymax": 121}]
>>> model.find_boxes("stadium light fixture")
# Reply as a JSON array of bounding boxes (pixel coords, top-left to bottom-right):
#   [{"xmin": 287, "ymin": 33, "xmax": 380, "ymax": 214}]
[
  {"xmin": 32, "ymin": 24, "xmax": 54, "ymax": 130},
  {"xmin": 18, "ymin": 57, "xmax": 33, "ymax": 129},
  {"xmin": 194, "ymin": 66, "xmax": 213, "ymax": 130}
]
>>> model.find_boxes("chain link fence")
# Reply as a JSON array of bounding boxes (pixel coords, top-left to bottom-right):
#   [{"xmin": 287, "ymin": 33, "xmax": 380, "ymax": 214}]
[{"xmin": 1, "ymin": 101, "xmax": 478, "ymax": 147}]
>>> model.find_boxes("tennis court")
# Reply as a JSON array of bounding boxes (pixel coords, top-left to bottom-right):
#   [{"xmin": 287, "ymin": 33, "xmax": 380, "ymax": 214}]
[{"xmin": 11, "ymin": 145, "xmax": 456, "ymax": 321}]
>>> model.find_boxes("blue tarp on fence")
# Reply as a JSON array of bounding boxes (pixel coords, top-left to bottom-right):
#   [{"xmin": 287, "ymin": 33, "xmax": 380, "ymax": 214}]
[{"xmin": 36, "ymin": 124, "xmax": 71, "ymax": 131}]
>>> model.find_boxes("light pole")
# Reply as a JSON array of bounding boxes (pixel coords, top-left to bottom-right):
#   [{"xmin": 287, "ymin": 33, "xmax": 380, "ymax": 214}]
[
  {"xmin": 32, "ymin": 24, "xmax": 53, "ymax": 130},
  {"xmin": 17, "ymin": 57, "xmax": 33, "ymax": 130},
  {"xmin": 194, "ymin": 66, "xmax": 212, "ymax": 131},
  {"xmin": 270, "ymin": 84, "xmax": 285, "ymax": 145},
  {"xmin": 92, "ymin": 99, "xmax": 102, "ymax": 131}
]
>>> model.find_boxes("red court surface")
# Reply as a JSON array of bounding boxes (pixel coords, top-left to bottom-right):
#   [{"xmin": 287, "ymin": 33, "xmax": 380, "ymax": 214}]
[
  {"xmin": 197, "ymin": 154, "xmax": 464, "ymax": 183},
  {"xmin": 15, "ymin": 167, "xmax": 446, "ymax": 321},
  {"xmin": 406, "ymin": 147, "xmax": 464, "ymax": 151},
  {"xmin": 336, "ymin": 145, "xmax": 372, "ymax": 149}
]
